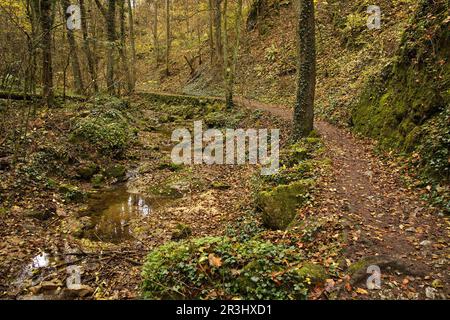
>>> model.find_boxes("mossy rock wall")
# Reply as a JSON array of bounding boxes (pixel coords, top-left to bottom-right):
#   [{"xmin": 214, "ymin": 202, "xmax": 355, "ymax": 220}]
[{"xmin": 351, "ymin": 0, "xmax": 450, "ymax": 181}]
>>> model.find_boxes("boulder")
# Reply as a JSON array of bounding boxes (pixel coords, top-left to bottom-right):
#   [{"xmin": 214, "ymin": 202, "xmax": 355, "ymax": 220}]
[{"xmin": 257, "ymin": 179, "xmax": 313, "ymax": 230}]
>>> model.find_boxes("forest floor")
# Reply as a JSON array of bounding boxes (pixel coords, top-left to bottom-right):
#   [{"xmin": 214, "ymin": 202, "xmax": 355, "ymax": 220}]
[
  {"xmin": 230, "ymin": 96, "xmax": 449, "ymax": 299},
  {"xmin": 0, "ymin": 92, "xmax": 448, "ymax": 300}
]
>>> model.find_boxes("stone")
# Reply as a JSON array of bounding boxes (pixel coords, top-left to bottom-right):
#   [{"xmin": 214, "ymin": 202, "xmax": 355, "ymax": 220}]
[{"xmin": 257, "ymin": 179, "xmax": 313, "ymax": 230}]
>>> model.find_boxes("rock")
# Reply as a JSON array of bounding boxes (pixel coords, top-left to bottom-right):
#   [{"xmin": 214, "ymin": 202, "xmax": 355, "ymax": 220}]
[
  {"xmin": 295, "ymin": 263, "xmax": 327, "ymax": 284},
  {"xmin": 257, "ymin": 179, "xmax": 313, "ymax": 230},
  {"xmin": 90, "ymin": 173, "xmax": 105, "ymax": 188},
  {"xmin": 29, "ymin": 279, "xmax": 63, "ymax": 295},
  {"xmin": 61, "ymin": 285, "xmax": 94, "ymax": 298},
  {"xmin": 405, "ymin": 227, "xmax": 416, "ymax": 232},
  {"xmin": 76, "ymin": 162, "xmax": 99, "ymax": 180},
  {"xmin": 419, "ymin": 240, "xmax": 432, "ymax": 246},
  {"xmin": 27, "ymin": 202, "xmax": 57, "ymax": 221},
  {"xmin": 425, "ymin": 287, "xmax": 437, "ymax": 299},
  {"xmin": 105, "ymin": 164, "xmax": 127, "ymax": 181},
  {"xmin": 41, "ymin": 279, "xmax": 63, "ymax": 291},
  {"xmin": 211, "ymin": 181, "xmax": 231, "ymax": 190}
]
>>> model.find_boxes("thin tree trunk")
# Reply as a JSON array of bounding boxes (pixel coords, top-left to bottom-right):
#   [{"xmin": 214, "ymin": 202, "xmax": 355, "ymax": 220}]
[
  {"xmin": 223, "ymin": 0, "xmax": 229, "ymax": 106},
  {"xmin": 213, "ymin": 0, "xmax": 223, "ymax": 69},
  {"xmin": 208, "ymin": 0, "xmax": 214, "ymax": 64},
  {"xmin": 79, "ymin": 0, "xmax": 98, "ymax": 92},
  {"xmin": 224, "ymin": 0, "xmax": 242, "ymax": 109},
  {"xmin": 118, "ymin": 0, "xmax": 132, "ymax": 93},
  {"xmin": 39, "ymin": 0, "xmax": 54, "ymax": 106},
  {"xmin": 62, "ymin": 0, "xmax": 84, "ymax": 94},
  {"xmin": 165, "ymin": 0, "xmax": 170, "ymax": 76},
  {"xmin": 152, "ymin": 0, "xmax": 160, "ymax": 64},
  {"xmin": 127, "ymin": 0, "xmax": 136, "ymax": 90},
  {"xmin": 293, "ymin": 0, "xmax": 316, "ymax": 139}
]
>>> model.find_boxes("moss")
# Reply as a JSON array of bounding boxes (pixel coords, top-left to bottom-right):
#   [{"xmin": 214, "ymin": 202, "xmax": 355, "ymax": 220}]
[
  {"xmin": 351, "ymin": 0, "xmax": 450, "ymax": 183},
  {"xmin": 70, "ymin": 107, "xmax": 132, "ymax": 157},
  {"xmin": 157, "ymin": 162, "xmax": 183, "ymax": 172},
  {"xmin": 171, "ymin": 223, "xmax": 192, "ymax": 240},
  {"xmin": 104, "ymin": 164, "xmax": 126, "ymax": 180},
  {"xmin": 295, "ymin": 263, "xmax": 327, "ymax": 284},
  {"xmin": 257, "ymin": 179, "xmax": 313, "ymax": 230},
  {"xmin": 91, "ymin": 174, "xmax": 105, "ymax": 188},
  {"xmin": 148, "ymin": 184, "xmax": 184, "ymax": 198},
  {"xmin": 59, "ymin": 184, "xmax": 86, "ymax": 202},
  {"xmin": 211, "ymin": 181, "xmax": 231, "ymax": 190},
  {"xmin": 76, "ymin": 162, "xmax": 99, "ymax": 180}
]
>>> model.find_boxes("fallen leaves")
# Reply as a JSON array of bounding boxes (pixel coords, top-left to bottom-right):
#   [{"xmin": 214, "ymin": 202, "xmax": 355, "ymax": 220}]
[{"xmin": 208, "ymin": 253, "xmax": 222, "ymax": 268}]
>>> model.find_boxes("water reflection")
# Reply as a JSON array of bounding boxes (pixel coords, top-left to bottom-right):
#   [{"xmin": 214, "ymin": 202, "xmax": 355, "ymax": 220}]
[{"xmin": 84, "ymin": 187, "xmax": 152, "ymax": 243}]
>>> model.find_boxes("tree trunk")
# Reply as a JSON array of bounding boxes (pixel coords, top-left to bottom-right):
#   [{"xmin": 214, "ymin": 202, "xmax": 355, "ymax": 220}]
[
  {"xmin": 213, "ymin": 0, "xmax": 223, "ymax": 69},
  {"xmin": 224, "ymin": 0, "xmax": 242, "ymax": 109},
  {"xmin": 39, "ymin": 0, "xmax": 54, "ymax": 106},
  {"xmin": 95, "ymin": 0, "xmax": 117, "ymax": 95},
  {"xmin": 208, "ymin": 0, "xmax": 214, "ymax": 64},
  {"xmin": 293, "ymin": 0, "xmax": 316, "ymax": 139},
  {"xmin": 151, "ymin": 0, "xmax": 160, "ymax": 64},
  {"xmin": 62, "ymin": 0, "xmax": 84, "ymax": 95},
  {"xmin": 118, "ymin": 0, "xmax": 132, "ymax": 93},
  {"xmin": 127, "ymin": 0, "xmax": 136, "ymax": 91},
  {"xmin": 165, "ymin": 0, "xmax": 170, "ymax": 76},
  {"xmin": 79, "ymin": 0, "xmax": 98, "ymax": 93},
  {"xmin": 223, "ymin": 0, "xmax": 230, "ymax": 107}
]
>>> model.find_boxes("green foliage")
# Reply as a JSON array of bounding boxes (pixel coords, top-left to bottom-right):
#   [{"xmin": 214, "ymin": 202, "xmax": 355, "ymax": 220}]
[
  {"xmin": 70, "ymin": 105, "xmax": 132, "ymax": 157},
  {"xmin": 141, "ymin": 236, "xmax": 324, "ymax": 299},
  {"xmin": 58, "ymin": 184, "xmax": 86, "ymax": 202}
]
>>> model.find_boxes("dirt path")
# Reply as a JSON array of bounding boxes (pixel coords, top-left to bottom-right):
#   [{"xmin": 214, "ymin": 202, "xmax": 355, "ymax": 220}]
[{"xmin": 233, "ymin": 96, "xmax": 449, "ymax": 299}]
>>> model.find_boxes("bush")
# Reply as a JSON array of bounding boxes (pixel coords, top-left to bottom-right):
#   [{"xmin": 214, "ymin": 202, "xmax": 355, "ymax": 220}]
[
  {"xmin": 141, "ymin": 236, "xmax": 326, "ymax": 300},
  {"xmin": 70, "ymin": 107, "xmax": 132, "ymax": 157}
]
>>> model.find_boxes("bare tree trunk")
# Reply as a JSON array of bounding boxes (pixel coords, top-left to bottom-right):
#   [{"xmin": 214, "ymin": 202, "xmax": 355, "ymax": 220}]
[
  {"xmin": 39, "ymin": 0, "xmax": 54, "ymax": 106},
  {"xmin": 127, "ymin": 0, "xmax": 136, "ymax": 90},
  {"xmin": 208, "ymin": 0, "xmax": 214, "ymax": 64},
  {"xmin": 151, "ymin": 0, "xmax": 160, "ymax": 64},
  {"xmin": 223, "ymin": 0, "xmax": 229, "ymax": 106},
  {"xmin": 165, "ymin": 0, "xmax": 170, "ymax": 76},
  {"xmin": 118, "ymin": 0, "xmax": 132, "ymax": 93},
  {"xmin": 213, "ymin": 0, "xmax": 223, "ymax": 69},
  {"xmin": 293, "ymin": 0, "xmax": 316, "ymax": 139},
  {"xmin": 95, "ymin": 0, "xmax": 117, "ymax": 95},
  {"xmin": 79, "ymin": 0, "xmax": 98, "ymax": 93},
  {"xmin": 224, "ymin": 0, "xmax": 242, "ymax": 109},
  {"xmin": 62, "ymin": 0, "xmax": 84, "ymax": 94}
]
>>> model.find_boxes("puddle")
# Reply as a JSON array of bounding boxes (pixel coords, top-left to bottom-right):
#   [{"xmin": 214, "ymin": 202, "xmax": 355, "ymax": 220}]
[
  {"xmin": 83, "ymin": 185, "xmax": 153, "ymax": 243},
  {"xmin": 13, "ymin": 252, "xmax": 61, "ymax": 290}
]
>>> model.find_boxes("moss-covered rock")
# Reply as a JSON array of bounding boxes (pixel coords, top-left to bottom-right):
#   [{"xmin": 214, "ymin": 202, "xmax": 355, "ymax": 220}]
[
  {"xmin": 104, "ymin": 164, "xmax": 127, "ymax": 181},
  {"xmin": 257, "ymin": 179, "xmax": 313, "ymax": 230},
  {"xmin": 171, "ymin": 223, "xmax": 192, "ymax": 240},
  {"xmin": 91, "ymin": 174, "xmax": 105, "ymax": 188},
  {"xmin": 211, "ymin": 181, "xmax": 231, "ymax": 190},
  {"xmin": 76, "ymin": 162, "xmax": 99, "ymax": 180},
  {"xmin": 59, "ymin": 184, "xmax": 86, "ymax": 202},
  {"xmin": 295, "ymin": 263, "xmax": 327, "ymax": 284},
  {"xmin": 70, "ymin": 107, "xmax": 132, "ymax": 157}
]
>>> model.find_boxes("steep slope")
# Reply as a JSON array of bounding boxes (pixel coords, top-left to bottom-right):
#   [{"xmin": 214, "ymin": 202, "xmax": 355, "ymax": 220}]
[{"xmin": 352, "ymin": 0, "xmax": 450, "ymax": 184}]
